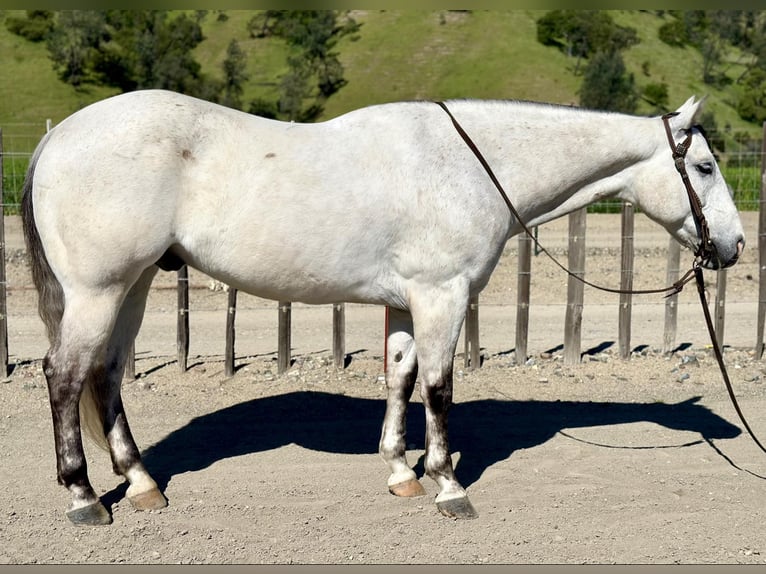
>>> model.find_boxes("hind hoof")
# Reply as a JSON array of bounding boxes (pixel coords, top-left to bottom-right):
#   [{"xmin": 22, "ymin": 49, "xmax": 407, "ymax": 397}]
[
  {"xmin": 436, "ymin": 496, "xmax": 478, "ymax": 519},
  {"xmin": 66, "ymin": 502, "xmax": 112, "ymax": 526},
  {"xmin": 129, "ymin": 488, "xmax": 167, "ymax": 511},
  {"xmin": 389, "ymin": 478, "xmax": 427, "ymax": 498}
]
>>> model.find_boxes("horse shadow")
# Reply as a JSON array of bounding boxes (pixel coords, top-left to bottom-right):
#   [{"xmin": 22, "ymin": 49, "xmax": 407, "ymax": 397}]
[{"xmin": 100, "ymin": 390, "xmax": 741, "ymax": 508}]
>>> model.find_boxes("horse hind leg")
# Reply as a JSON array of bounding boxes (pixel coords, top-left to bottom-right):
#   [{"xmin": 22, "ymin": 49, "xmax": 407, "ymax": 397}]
[
  {"xmin": 44, "ymin": 289, "xmax": 127, "ymax": 526},
  {"xmin": 379, "ymin": 308, "xmax": 426, "ymax": 498},
  {"xmin": 81, "ymin": 267, "xmax": 167, "ymax": 513}
]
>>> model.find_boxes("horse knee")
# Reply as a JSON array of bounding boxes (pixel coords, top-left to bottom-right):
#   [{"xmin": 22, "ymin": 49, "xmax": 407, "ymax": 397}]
[{"xmin": 420, "ymin": 371, "xmax": 453, "ymax": 412}]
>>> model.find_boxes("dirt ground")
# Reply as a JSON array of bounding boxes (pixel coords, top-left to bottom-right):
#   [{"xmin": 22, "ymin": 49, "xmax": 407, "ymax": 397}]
[{"xmin": 2, "ymin": 212, "xmax": 766, "ymax": 564}]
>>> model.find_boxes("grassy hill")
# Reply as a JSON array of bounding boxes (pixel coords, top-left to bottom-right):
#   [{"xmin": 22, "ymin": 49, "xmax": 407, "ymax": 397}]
[
  {"xmin": 0, "ymin": 10, "xmax": 761, "ymax": 130},
  {"xmin": 0, "ymin": 10, "xmax": 761, "ymax": 209}
]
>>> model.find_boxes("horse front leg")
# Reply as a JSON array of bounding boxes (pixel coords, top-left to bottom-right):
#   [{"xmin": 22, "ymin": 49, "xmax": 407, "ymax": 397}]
[
  {"xmin": 412, "ymin": 287, "xmax": 478, "ymax": 519},
  {"xmin": 419, "ymin": 360, "xmax": 477, "ymax": 518},
  {"xmin": 379, "ymin": 308, "xmax": 426, "ymax": 498}
]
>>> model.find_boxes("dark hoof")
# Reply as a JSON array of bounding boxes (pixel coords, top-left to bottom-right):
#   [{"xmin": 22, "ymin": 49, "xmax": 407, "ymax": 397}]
[
  {"xmin": 389, "ymin": 478, "xmax": 427, "ymax": 498},
  {"xmin": 129, "ymin": 488, "xmax": 168, "ymax": 511},
  {"xmin": 66, "ymin": 502, "xmax": 112, "ymax": 526},
  {"xmin": 436, "ymin": 496, "xmax": 478, "ymax": 519}
]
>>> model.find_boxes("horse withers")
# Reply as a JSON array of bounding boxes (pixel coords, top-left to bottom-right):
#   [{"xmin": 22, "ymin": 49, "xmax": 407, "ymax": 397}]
[{"xmin": 21, "ymin": 90, "xmax": 744, "ymax": 525}]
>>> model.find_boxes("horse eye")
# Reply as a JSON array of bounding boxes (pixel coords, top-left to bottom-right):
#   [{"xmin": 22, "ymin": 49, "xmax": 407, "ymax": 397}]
[{"xmin": 696, "ymin": 162, "xmax": 714, "ymax": 175}]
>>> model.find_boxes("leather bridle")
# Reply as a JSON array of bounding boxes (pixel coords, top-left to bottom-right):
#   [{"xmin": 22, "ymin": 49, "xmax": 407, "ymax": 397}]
[
  {"xmin": 661, "ymin": 111, "xmax": 716, "ymax": 267},
  {"xmin": 436, "ymin": 100, "xmax": 766, "ymax": 458}
]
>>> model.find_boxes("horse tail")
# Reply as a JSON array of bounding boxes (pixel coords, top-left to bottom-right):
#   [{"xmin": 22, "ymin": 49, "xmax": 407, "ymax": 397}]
[
  {"xmin": 22, "ymin": 133, "xmax": 111, "ymax": 451},
  {"xmin": 21, "ymin": 131, "xmax": 64, "ymax": 346}
]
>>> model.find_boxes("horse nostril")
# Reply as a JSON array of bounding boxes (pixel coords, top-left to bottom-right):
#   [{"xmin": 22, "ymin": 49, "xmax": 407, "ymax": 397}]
[
  {"xmin": 725, "ymin": 238, "xmax": 745, "ymax": 268},
  {"xmin": 737, "ymin": 238, "xmax": 745, "ymax": 257}
]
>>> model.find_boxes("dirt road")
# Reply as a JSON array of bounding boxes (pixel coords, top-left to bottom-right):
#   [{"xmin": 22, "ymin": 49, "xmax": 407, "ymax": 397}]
[{"xmin": 3, "ymin": 212, "xmax": 766, "ymax": 564}]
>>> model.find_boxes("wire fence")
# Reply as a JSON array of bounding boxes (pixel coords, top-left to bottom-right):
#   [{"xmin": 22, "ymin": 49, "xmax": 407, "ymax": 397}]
[{"xmin": 1, "ymin": 122, "xmax": 49, "ymax": 214}]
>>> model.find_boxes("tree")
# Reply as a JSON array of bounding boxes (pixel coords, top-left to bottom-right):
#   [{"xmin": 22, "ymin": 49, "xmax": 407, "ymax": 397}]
[
  {"xmin": 45, "ymin": 11, "xmax": 108, "ymax": 87},
  {"xmin": 97, "ymin": 11, "xmax": 208, "ymax": 95},
  {"xmin": 246, "ymin": 10, "xmax": 360, "ymax": 121},
  {"xmin": 579, "ymin": 50, "xmax": 637, "ymax": 113},
  {"xmin": 220, "ymin": 39, "xmax": 249, "ymax": 109},
  {"xmin": 658, "ymin": 18, "xmax": 687, "ymax": 47},
  {"xmin": 736, "ymin": 68, "xmax": 766, "ymax": 124},
  {"xmin": 536, "ymin": 10, "xmax": 638, "ymax": 74},
  {"xmin": 642, "ymin": 82, "xmax": 669, "ymax": 113},
  {"xmin": 42, "ymin": 10, "xmax": 213, "ymax": 97},
  {"xmin": 4, "ymin": 10, "xmax": 54, "ymax": 42}
]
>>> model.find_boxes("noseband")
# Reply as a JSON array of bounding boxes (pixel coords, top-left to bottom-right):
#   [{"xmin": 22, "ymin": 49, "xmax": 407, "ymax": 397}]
[{"xmin": 661, "ymin": 111, "xmax": 716, "ymax": 266}]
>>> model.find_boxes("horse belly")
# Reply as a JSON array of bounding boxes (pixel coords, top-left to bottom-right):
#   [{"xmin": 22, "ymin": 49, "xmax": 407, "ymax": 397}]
[{"xmin": 175, "ymin": 205, "xmax": 397, "ymax": 306}]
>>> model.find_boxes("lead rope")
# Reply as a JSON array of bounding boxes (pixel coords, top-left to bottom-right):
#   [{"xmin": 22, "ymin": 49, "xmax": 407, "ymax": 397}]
[
  {"xmin": 435, "ymin": 100, "xmax": 766, "ymax": 458},
  {"xmin": 693, "ymin": 264, "xmax": 766, "ymax": 454}
]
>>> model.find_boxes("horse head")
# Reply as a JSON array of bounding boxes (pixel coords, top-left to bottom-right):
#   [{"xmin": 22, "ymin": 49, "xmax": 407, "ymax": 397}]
[{"xmin": 628, "ymin": 97, "xmax": 745, "ymax": 270}]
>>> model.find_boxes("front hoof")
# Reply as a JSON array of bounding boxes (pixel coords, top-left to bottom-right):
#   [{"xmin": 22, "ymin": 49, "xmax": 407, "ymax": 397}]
[
  {"xmin": 389, "ymin": 478, "xmax": 427, "ymax": 498},
  {"xmin": 436, "ymin": 496, "xmax": 478, "ymax": 519},
  {"xmin": 66, "ymin": 502, "xmax": 112, "ymax": 526},
  {"xmin": 129, "ymin": 488, "xmax": 168, "ymax": 511}
]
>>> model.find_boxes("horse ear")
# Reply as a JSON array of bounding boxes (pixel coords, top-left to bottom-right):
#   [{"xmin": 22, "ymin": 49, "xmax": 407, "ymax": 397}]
[{"xmin": 669, "ymin": 96, "xmax": 705, "ymax": 131}]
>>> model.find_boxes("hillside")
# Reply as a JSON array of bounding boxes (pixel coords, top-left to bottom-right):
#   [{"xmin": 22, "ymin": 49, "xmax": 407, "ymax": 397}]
[{"xmin": 0, "ymin": 11, "xmax": 760, "ymax": 129}]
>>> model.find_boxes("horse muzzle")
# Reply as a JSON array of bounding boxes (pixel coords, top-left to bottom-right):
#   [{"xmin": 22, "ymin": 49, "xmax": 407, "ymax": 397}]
[{"xmin": 699, "ymin": 237, "xmax": 745, "ymax": 270}]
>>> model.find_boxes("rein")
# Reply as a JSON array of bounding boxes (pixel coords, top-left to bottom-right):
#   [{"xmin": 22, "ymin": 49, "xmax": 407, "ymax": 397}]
[
  {"xmin": 435, "ymin": 100, "xmax": 766, "ymax": 457},
  {"xmin": 434, "ymin": 101, "xmax": 696, "ymax": 297}
]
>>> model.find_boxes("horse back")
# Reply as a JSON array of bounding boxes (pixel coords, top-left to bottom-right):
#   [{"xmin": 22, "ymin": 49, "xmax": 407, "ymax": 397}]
[{"xmin": 30, "ymin": 90, "xmax": 511, "ymax": 305}]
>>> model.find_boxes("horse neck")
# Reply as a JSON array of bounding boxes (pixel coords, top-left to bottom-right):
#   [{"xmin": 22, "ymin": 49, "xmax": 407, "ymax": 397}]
[{"xmin": 446, "ymin": 101, "xmax": 659, "ymax": 228}]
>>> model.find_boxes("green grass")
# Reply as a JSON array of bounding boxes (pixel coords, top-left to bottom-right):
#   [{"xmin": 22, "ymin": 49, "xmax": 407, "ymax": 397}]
[{"xmin": 2, "ymin": 10, "xmax": 761, "ymax": 130}]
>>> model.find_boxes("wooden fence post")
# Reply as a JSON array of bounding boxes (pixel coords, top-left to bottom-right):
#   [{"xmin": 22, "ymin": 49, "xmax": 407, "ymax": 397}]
[
  {"xmin": 757, "ymin": 121, "xmax": 766, "ymax": 358},
  {"xmin": 663, "ymin": 239, "xmax": 681, "ymax": 354},
  {"xmin": 464, "ymin": 295, "xmax": 480, "ymax": 369},
  {"xmin": 278, "ymin": 301, "xmax": 291, "ymax": 373},
  {"xmin": 177, "ymin": 265, "xmax": 189, "ymax": 372},
  {"xmin": 516, "ymin": 232, "xmax": 532, "ymax": 364},
  {"xmin": 333, "ymin": 303, "xmax": 345, "ymax": 368},
  {"xmin": 124, "ymin": 341, "xmax": 136, "ymax": 380},
  {"xmin": 225, "ymin": 287, "xmax": 238, "ymax": 377},
  {"xmin": 618, "ymin": 202, "xmax": 634, "ymax": 359},
  {"xmin": 0, "ymin": 129, "xmax": 8, "ymax": 377},
  {"xmin": 563, "ymin": 208, "xmax": 586, "ymax": 364}
]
